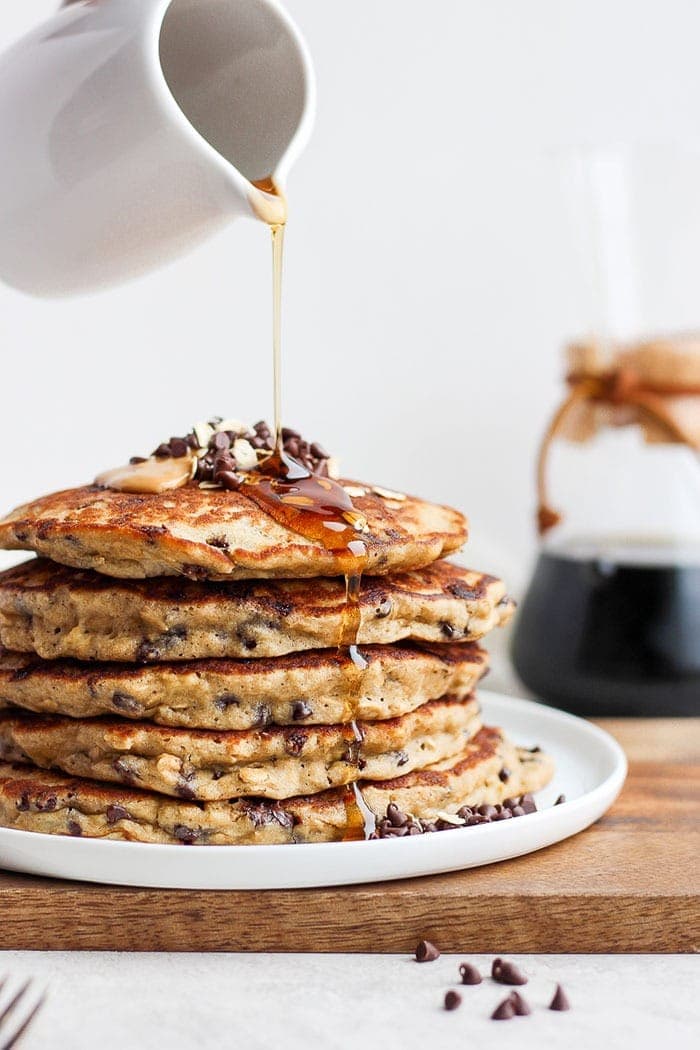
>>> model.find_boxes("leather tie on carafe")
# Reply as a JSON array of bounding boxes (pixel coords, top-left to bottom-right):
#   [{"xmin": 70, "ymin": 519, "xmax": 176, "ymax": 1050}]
[{"xmin": 536, "ymin": 364, "xmax": 700, "ymax": 535}]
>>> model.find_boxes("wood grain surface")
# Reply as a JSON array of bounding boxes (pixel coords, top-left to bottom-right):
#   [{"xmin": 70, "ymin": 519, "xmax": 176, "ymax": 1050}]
[{"xmin": 1, "ymin": 719, "xmax": 698, "ymax": 953}]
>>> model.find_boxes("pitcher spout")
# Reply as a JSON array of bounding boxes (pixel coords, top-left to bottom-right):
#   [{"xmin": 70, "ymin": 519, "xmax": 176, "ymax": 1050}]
[{"xmin": 0, "ymin": 0, "xmax": 314, "ymax": 297}]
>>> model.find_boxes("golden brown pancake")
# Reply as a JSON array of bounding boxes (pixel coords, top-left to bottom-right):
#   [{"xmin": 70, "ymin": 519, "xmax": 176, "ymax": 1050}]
[
  {"xmin": 0, "ymin": 695, "xmax": 481, "ymax": 800},
  {"xmin": 0, "ymin": 727, "xmax": 552, "ymax": 844},
  {"xmin": 0, "ymin": 760, "xmax": 358, "ymax": 845},
  {"xmin": 0, "ymin": 642, "xmax": 487, "ymax": 729},
  {"xmin": 0, "ymin": 480, "xmax": 467, "ymax": 580},
  {"xmin": 362, "ymin": 726, "xmax": 554, "ymax": 819},
  {"xmin": 0, "ymin": 559, "xmax": 515, "ymax": 662}
]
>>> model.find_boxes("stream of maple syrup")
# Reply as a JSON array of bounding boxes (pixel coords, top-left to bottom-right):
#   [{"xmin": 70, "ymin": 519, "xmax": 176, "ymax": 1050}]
[
  {"xmin": 248, "ymin": 179, "xmax": 374, "ymax": 836},
  {"xmin": 246, "ymin": 177, "xmax": 370, "ymax": 673}
]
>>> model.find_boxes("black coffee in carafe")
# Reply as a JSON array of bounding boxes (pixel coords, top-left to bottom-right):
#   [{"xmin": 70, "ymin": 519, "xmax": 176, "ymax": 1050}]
[
  {"xmin": 514, "ymin": 333, "xmax": 700, "ymax": 717},
  {"xmin": 513, "ymin": 541, "xmax": 700, "ymax": 716}
]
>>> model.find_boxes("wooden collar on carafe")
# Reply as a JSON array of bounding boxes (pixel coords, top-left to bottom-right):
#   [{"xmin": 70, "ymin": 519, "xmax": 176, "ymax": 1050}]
[{"xmin": 536, "ymin": 334, "xmax": 700, "ymax": 535}]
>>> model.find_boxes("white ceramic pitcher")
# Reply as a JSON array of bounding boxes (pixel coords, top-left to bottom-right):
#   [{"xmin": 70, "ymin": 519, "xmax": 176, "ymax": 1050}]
[{"xmin": 0, "ymin": 0, "xmax": 315, "ymax": 297}]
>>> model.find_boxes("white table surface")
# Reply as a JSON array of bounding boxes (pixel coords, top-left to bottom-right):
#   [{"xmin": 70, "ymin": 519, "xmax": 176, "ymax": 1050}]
[{"xmin": 0, "ymin": 951, "xmax": 697, "ymax": 1049}]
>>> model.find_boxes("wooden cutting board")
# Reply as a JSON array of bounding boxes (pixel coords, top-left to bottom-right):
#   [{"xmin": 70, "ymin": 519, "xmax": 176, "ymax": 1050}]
[{"xmin": 0, "ymin": 718, "xmax": 698, "ymax": 953}]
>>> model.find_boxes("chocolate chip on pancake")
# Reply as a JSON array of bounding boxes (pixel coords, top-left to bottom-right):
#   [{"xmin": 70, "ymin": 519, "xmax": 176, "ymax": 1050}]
[
  {"xmin": 0, "ymin": 559, "xmax": 515, "ymax": 662},
  {"xmin": 0, "ymin": 479, "xmax": 467, "ymax": 581},
  {"xmin": 361, "ymin": 727, "xmax": 554, "ymax": 820},
  {"xmin": 0, "ymin": 760, "xmax": 358, "ymax": 845},
  {"xmin": 0, "ymin": 694, "xmax": 482, "ymax": 801},
  {"xmin": 0, "ymin": 642, "xmax": 488, "ymax": 729},
  {"xmin": 0, "ymin": 726, "xmax": 553, "ymax": 845}
]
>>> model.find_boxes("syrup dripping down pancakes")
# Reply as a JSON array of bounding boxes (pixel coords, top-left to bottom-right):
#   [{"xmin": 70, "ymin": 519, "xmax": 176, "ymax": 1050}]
[{"xmin": 0, "ymin": 419, "xmax": 552, "ymax": 842}]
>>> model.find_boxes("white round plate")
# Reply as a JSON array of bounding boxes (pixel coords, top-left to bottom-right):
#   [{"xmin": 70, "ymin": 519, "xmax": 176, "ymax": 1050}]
[{"xmin": 0, "ymin": 692, "xmax": 626, "ymax": 889}]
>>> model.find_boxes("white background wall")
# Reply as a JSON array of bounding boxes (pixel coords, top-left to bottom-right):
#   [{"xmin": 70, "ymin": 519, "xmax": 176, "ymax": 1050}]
[{"xmin": 1, "ymin": 0, "xmax": 700, "ymax": 599}]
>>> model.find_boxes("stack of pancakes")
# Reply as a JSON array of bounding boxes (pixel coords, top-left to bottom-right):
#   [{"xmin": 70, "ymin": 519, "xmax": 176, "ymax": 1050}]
[{"xmin": 0, "ymin": 477, "xmax": 553, "ymax": 844}]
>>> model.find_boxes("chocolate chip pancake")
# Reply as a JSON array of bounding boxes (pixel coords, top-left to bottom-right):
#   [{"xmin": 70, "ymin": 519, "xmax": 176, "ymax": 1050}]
[
  {"xmin": 0, "ymin": 760, "xmax": 360, "ymax": 845},
  {"xmin": 0, "ymin": 559, "xmax": 515, "ymax": 662},
  {"xmin": 0, "ymin": 642, "xmax": 487, "ymax": 729},
  {"xmin": 0, "ymin": 695, "xmax": 481, "ymax": 800},
  {"xmin": 0, "ymin": 480, "xmax": 467, "ymax": 580},
  {"xmin": 0, "ymin": 727, "xmax": 552, "ymax": 844},
  {"xmin": 362, "ymin": 726, "xmax": 554, "ymax": 819}
]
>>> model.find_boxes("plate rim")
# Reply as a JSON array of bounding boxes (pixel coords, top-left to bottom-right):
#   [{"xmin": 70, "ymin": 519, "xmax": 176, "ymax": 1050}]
[{"xmin": 0, "ymin": 691, "xmax": 627, "ymax": 885}]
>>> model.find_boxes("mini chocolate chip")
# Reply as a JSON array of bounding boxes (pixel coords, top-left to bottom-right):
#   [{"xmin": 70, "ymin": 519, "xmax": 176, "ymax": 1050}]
[
  {"xmin": 447, "ymin": 582, "xmax": 482, "ymax": 600},
  {"xmin": 35, "ymin": 793, "xmax": 57, "ymax": 812},
  {"xmin": 176, "ymin": 781, "xmax": 197, "ymax": 800},
  {"xmin": 173, "ymin": 824, "xmax": 199, "ymax": 845},
  {"xmin": 67, "ymin": 820, "xmax": 82, "ymax": 837},
  {"xmin": 291, "ymin": 700, "xmax": 312, "ymax": 721},
  {"xmin": 459, "ymin": 963, "xmax": 482, "ymax": 985},
  {"xmin": 549, "ymin": 984, "xmax": 571, "ymax": 1011},
  {"xmin": 492, "ymin": 958, "xmax": 527, "ymax": 986},
  {"xmin": 10, "ymin": 664, "xmax": 33, "ymax": 682},
  {"xmin": 213, "ymin": 450, "xmax": 235, "ymax": 473},
  {"xmin": 215, "ymin": 694, "xmax": 240, "ymax": 711},
  {"xmin": 444, "ymin": 991, "xmax": 462, "ymax": 1011},
  {"xmin": 106, "ymin": 805, "xmax": 130, "ymax": 824},
  {"xmin": 498, "ymin": 767, "xmax": 511, "ymax": 782},
  {"xmin": 16, "ymin": 792, "xmax": 30, "ymax": 812},
  {"xmin": 169, "ymin": 437, "xmax": 189, "ymax": 458},
  {"xmin": 212, "ymin": 432, "xmax": 231, "ymax": 450},
  {"xmin": 396, "ymin": 750, "xmax": 409, "ymax": 767},
  {"xmin": 387, "ymin": 803, "xmax": 409, "ymax": 827},
  {"xmin": 253, "ymin": 704, "xmax": 272, "ymax": 728},
  {"xmin": 440, "ymin": 622, "xmax": 456, "ymax": 638},
  {"xmin": 491, "ymin": 998, "xmax": 516, "ymax": 1021},
  {"xmin": 112, "ymin": 692, "xmax": 142, "ymax": 715},
  {"xmin": 520, "ymin": 793, "xmax": 537, "ymax": 814},
  {"xmin": 376, "ymin": 598, "xmax": 393, "ymax": 618},
  {"xmin": 153, "ymin": 443, "xmax": 172, "ymax": 458},
  {"xmin": 555, "ymin": 794, "xmax": 567, "ymax": 805},
  {"xmin": 415, "ymin": 939, "xmax": 440, "ymax": 962},
  {"xmin": 129, "ymin": 456, "xmax": 147, "ymax": 465},
  {"xmin": 207, "ymin": 534, "xmax": 230, "ymax": 549},
  {"xmin": 243, "ymin": 801, "xmax": 279, "ymax": 828},
  {"xmin": 113, "ymin": 758, "xmax": 139, "ymax": 784},
  {"xmin": 509, "ymin": 991, "xmax": 531, "ymax": 1016}
]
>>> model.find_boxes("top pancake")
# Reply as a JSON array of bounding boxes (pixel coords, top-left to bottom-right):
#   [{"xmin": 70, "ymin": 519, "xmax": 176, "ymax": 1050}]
[{"xmin": 0, "ymin": 480, "xmax": 467, "ymax": 580}]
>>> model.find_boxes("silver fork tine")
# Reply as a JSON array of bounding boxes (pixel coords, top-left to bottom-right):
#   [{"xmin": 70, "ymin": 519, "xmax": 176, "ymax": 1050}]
[
  {"xmin": 1, "ymin": 990, "xmax": 46, "ymax": 1050},
  {"xmin": 0, "ymin": 982, "xmax": 31, "ymax": 1029}
]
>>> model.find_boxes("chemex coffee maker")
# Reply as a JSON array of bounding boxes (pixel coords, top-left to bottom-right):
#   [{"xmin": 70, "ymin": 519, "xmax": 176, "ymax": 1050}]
[{"xmin": 513, "ymin": 148, "xmax": 700, "ymax": 716}]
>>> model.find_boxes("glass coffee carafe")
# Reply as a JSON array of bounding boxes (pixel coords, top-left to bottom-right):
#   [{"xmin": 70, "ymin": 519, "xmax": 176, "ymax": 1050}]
[{"xmin": 513, "ymin": 147, "xmax": 700, "ymax": 716}]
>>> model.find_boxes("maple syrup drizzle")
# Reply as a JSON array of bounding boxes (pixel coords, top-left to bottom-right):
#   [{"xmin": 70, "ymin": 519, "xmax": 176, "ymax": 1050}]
[
  {"xmin": 243, "ymin": 177, "xmax": 371, "ymax": 669},
  {"xmin": 341, "ymin": 785, "xmax": 369, "ymax": 842}
]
